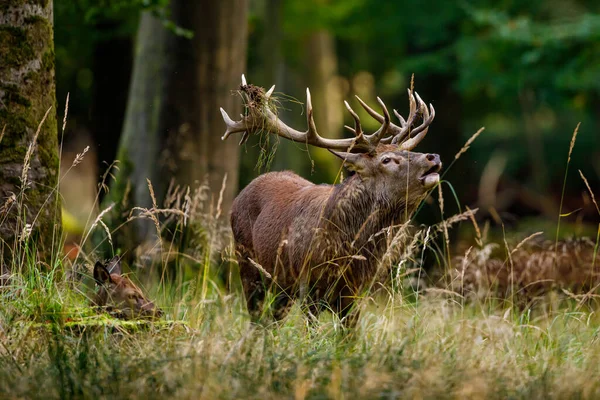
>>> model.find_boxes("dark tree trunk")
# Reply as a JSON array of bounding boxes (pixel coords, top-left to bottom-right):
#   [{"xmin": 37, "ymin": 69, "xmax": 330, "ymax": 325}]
[
  {"xmin": 0, "ymin": 0, "xmax": 61, "ymax": 272},
  {"xmin": 91, "ymin": 22, "xmax": 133, "ymax": 192},
  {"xmin": 101, "ymin": 1, "xmax": 248, "ymax": 254}
]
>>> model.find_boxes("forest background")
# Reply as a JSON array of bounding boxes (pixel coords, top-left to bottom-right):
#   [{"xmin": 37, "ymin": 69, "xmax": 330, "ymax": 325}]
[{"xmin": 54, "ymin": 0, "xmax": 600, "ymax": 259}]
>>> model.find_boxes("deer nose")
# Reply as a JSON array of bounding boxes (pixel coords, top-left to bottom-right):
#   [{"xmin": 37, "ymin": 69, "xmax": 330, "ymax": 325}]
[{"xmin": 425, "ymin": 153, "xmax": 440, "ymax": 164}]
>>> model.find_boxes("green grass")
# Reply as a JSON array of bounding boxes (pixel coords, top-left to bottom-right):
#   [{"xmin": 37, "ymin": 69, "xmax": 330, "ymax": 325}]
[{"xmin": 3, "ymin": 258, "xmax": 600, "ymax": 399}]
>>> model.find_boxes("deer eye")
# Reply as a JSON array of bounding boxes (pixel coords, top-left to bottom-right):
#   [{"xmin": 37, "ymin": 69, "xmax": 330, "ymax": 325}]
[{"xmin": 382, "ymin": 157, "xmax": 392, "ymax": 164}]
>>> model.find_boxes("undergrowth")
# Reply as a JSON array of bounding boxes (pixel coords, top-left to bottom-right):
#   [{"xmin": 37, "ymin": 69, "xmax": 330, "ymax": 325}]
[
  {"xmin": 2, "ymin": 97, "xmax": 600, "ymax": 399},
  {"xmin": 4, "ymin": 265, "xmax": 600, "ymax": 399}
]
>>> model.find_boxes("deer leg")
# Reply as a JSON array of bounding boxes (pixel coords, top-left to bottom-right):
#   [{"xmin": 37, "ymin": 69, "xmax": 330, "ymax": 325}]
[
  {"xmin": 271, "ymin": 292, "xmax": 294, "ymax": 321},
  {"xmin": 334, "ymin": 287, "xmax": 360, "ymax": 328},
  {"xmin": 301, "ymin": 285, "xmax": 327, "ymax": 324},
  {"xmin": 238, "ymin": 252, "xmax": 266, "ymax": 321}
]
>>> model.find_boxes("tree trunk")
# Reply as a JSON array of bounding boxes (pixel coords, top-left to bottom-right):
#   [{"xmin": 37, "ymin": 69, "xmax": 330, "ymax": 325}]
[
  {"xmin": 91, "ymin": 21, "xmax": 133, "ymax": 194},
  {"xmin": 0, "ymin": 0, "xmax": 60, "ymax": 272},
  {"xmin": 102, "ymin": 1, "xmax": 248, "ymax": 254},
  {"xmin": 304, "ymin": 30, "xmax": 343, "ymax": 182},
  {"xmin": 247, "ymin": 0, "xmax": 305, "ymax": 180}
]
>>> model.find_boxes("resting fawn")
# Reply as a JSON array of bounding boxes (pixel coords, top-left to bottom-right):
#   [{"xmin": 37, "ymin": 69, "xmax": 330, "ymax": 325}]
[{"xmin": 93, "ymin": 257, "xmax": 162, "ymax": 319}]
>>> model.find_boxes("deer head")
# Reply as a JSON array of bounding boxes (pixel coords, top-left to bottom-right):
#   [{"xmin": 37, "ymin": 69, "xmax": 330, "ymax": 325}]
[
  {"xmin": 93, "ymin": 257, "xmax": 162, "ymax": 319},
  {"xmin": 331, "ymin": 144, "xmax": 441, "ymax": 211}
]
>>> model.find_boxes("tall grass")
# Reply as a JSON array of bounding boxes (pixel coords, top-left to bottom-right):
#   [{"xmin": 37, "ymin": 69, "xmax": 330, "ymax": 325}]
[
  {"xmin": 4, "ymin": 276, "xmax": 600, "ymax": 399},
  {"xmin": 2, "ymin": 104, "xmax": 600, "ymax": 399}
]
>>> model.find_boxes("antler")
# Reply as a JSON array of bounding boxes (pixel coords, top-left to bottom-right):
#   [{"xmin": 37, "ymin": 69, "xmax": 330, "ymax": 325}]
[
  {"xmin": 353, "ymin": 89, "xmax": 435, "ymax": 150},
  {"xmin": 220, "ymin": 75, "xmax": 435, "ymax": 153}
]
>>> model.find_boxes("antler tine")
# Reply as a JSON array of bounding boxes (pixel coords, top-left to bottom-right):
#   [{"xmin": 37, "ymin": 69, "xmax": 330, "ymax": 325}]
[
  {"xmin": 404, "ymin": 89, "xmax": 419, "ymax": 127},
  {"xmin": 355, "ymin": 93, "xmax": 434, "ymax": 147},
  {"xmin": 343, "ymin": 100, "xmax": 363, "ymax": 138},
  {"xmin": 407, "ymin": 92, "xmax": 431, "ymax": 137},
  {"xmin": 393, "ymin": 109, "xmax": 407, "ymax": 127},
  {"xmin": 355, "ymin": 95, "xmax": 403, "ymax": 145},
  {"xmin": 355, "ymin": 95, "xmax": 385, "ymax": 123},
  {"xmin": 265, "ymin": 85, "xmax": 275, "ymax": 99},
  {"xmin": 363, "ymin": 97, "xmax": 391, "ymax": 145},
  {"xmin": 220, "ymin": 107, "xmax": 246, "ymax": 141},
  {"xmin": 398, "ymin": 94, "xmax": 435, "ymax": 150},
  {"xmin": 385, "ymin": 109, "xmax": 408, "ymax": 144},
  {"xmin": 305, "ymin": 88, "xmax": 319, "ymax": 143},
  {"xmin": 390, "ymin": 89, "xmax": 421, "ymax": 145}
]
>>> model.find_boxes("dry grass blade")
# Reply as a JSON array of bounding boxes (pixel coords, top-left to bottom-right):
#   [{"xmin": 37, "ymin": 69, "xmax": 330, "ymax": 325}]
[
  {"xmin": 215, "ymin": 174, "xmax": 228, "ymax": 220},
  {"xmin": 147, "ymin": 178, "xmax": 158, "ymax": 209},
  {"xmin": 21, "ymin": 107, "xmax": 52, "ymax": 188},
  {"xmin": 62, "ymin": 93, "xmax": 70, "ymax": 133},
  {"xmin": 424, "ymin": 287, "xmax": 464, "ymax": 298},
  {"xmin": 511, "ymin": 231, "xmax": 544, "ymax": 255},
  {"xmin": 433, "ymin": 208, "xmax": 479, "ymax": 234},
  {"xmin": 248, "ymin": 258, "xmax": 272, "ymax": 280},
  {"xmin": 84, "ymin": 203, "xmax": 115, "ymax": 247},
  {"xmin": 98, "ymin": 219, "xmax": 113, "ymax": 250},
  {"xmin": 579, "ymin": 170, "xmax": 600, "ymax": 269},
  {"xmin": 72, "ymin": 146, "xmax": 89, "ymax": 167},
  {"xmin": 438, "ymin": 184, "xmax": 450, "ymax": 260},
  {"xmin": 129, "ymin": 206, "xmax": 188, "ymax": 219},
  {"xmin": 502, "ymin": 225, "xmax": 515, "ymax": 297},
  {"xmin": 460, "ymin": 246, "xmax": 473, "ymax": 294},
  {"xmin": 466, "ymin": 206, "xmax": 482, "ymax": 247},
  {"xmin": 455, "ymin": 127, "xmax": 485, "ymax": 160},
  {"xmin": 0, "ymin": 124, "xmax": 5, "ymax": 145},
  {"xmin": 562, "ymin": 287, "xmax": 600, "ymax": 302},
  {"xmin": 579, "ymin": 170, "xmax": 600, "ymax": 216},
  {"xmin": 568, "ymin": 123, "xmax": 580, "ymax": 164},
  {"xmin": 0, "ymin": 193, "xmax": 16, "ymax": 218},
  {"xmin": 143, "ymin": 179, "xmax": 162, "ymax": 238},
  {"xmin": 556, "ymin": 123, "xmax": 581, "ymax": 257}
]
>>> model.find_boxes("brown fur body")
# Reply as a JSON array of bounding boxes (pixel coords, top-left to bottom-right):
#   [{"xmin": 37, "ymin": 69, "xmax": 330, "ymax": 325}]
[{"xmin": 232, "ymin": 144, "xmax": 441, "ymax": 322}]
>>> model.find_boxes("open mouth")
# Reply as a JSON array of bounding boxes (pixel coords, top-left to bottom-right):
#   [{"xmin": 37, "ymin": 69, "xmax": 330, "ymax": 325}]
[{"xmin": 419, "ymin": 163, "xmax": 442, "ymax": 188}]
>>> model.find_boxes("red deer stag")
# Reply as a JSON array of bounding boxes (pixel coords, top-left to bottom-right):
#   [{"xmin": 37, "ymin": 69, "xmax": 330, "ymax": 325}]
[
  {"xmin": 93, "ymin": 257, "xmax": 162, "ymax": 319},
  {"xmin": 221, "ymin": 76, "xmax": 441, "ymax": 324}
]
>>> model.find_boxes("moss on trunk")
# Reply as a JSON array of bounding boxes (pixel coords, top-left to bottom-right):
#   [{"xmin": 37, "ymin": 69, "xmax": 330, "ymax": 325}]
[{"xmin": 0, "ymin": 0, "xmax": 61, "ymax": 270}]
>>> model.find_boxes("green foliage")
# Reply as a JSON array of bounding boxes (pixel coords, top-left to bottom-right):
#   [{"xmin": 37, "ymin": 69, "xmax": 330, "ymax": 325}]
[
  {"xmin": 262, "ymin": 0, "xmax": 600, "ymax": 197},
  {"xmin": 56, "ymin": 0, "xmax": 170, "ymax": 27}
]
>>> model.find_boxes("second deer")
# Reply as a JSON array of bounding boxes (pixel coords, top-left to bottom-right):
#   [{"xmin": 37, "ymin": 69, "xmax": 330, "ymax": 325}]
[{"xmin": 93, "ymin": 257, "xmax": 162, "ymax": 319}]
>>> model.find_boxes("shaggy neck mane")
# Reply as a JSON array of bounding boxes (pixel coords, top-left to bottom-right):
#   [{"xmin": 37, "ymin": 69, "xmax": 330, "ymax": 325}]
[{"xmin": 322, "ymin": 174, "xmax": 413, "ymax": 255}]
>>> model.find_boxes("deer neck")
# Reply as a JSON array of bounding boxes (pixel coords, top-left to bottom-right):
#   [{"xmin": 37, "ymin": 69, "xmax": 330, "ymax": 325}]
[{"xmin": 323, "ymin": 174, "xmax": 409, "ymax": 247}]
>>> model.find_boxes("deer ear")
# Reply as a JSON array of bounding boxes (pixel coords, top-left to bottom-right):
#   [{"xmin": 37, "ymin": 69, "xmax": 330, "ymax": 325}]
[
  {"xmin": 93, "ymin": 262, "xmax": 112, "ymax": 285},
  {"xmin": 107, "ymin": 256, "xmax": 122, "ymax": 276},
  {"xmin": 329, "ymin": 150, "xmax": 366, "ymax": 173}
]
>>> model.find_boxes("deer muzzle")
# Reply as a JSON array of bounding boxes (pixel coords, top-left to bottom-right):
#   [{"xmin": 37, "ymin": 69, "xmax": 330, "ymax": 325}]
[{"xmin": 419, "ymin": 153, "xmax": 442, "ymax": 189}]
